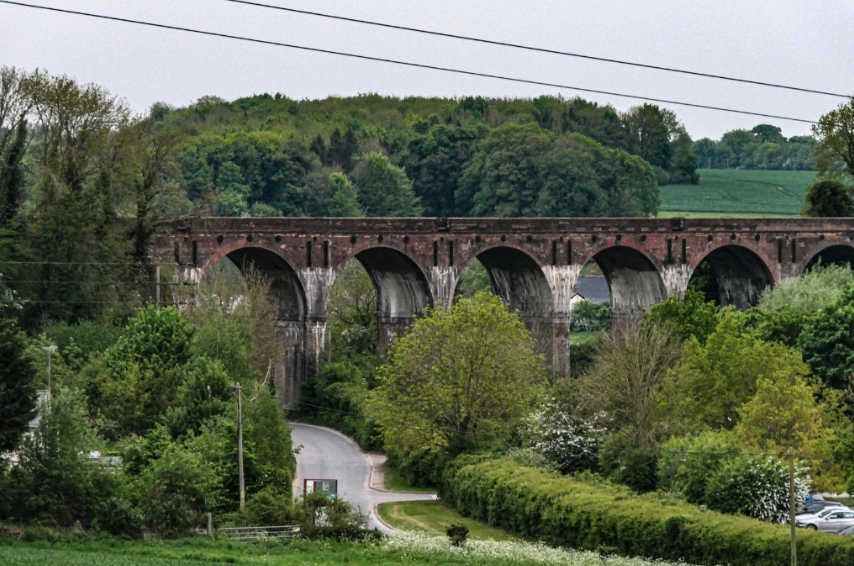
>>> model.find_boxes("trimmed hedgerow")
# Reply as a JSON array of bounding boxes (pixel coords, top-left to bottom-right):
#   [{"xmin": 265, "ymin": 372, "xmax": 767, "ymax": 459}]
[{"xmin": 440, "ymin": 457, "xmax": 854, "ymax": 566}]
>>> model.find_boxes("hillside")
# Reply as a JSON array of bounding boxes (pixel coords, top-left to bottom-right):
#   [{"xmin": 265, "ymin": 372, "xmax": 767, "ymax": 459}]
[{"xmin": 659, "ymin": 169, "xmax": 816, "ymax": 217}]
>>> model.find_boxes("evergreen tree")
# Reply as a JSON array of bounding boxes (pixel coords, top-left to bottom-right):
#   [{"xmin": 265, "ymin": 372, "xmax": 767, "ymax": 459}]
[
  {"xmin": 353, "ymin": 152, "xmax": 421, "ymax": 216},
  {"xmin": 0, "ymin": 119, "xmax": 27, "ymax": 225},
  {"xmin": 0, "ymin": 310, "xmax": 37, "ymax": 457}
]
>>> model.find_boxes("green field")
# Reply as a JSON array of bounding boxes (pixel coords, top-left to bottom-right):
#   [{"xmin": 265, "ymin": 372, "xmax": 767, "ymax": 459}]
[{"xmin": 659, "ymin": 169, "xmax": 816, "ymax": 216}]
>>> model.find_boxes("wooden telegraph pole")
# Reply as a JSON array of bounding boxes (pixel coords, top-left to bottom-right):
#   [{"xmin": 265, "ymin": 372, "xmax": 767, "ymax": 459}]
[
  {"xmin": 229, "ymin": 383, "xmax": 246, "ymax": 512},
  {"xmin": 788, "ymin": 447, "xmax": 797, "ymax": 566}
]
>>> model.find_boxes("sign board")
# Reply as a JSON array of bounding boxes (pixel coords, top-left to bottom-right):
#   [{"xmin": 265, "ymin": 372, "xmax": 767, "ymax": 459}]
[{"xmin": 304, "ymin": 478, "xmax": 338, "ymax": 498}]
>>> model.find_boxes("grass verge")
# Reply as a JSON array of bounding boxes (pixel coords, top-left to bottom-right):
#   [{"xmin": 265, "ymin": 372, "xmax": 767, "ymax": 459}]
[{"xmin": 377, "ymin": 500, "xmax": 519, "ymax": 541}]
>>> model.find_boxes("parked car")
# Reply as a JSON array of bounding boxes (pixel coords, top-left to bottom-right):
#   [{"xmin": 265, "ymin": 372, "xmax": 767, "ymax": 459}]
[
  {"xmin": 796, "ymin": 507, "xmax": 848, "ymax": 525},
  {"xmin": 798, "ymin": 500, "xmax": 847, "ymax": 515},
  {"xmin": 797, "ymin": 509, "xmax": 854, "ymax": 533}
]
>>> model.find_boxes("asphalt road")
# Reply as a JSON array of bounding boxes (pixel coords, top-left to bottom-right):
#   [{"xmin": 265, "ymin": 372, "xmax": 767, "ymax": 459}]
[{"xmin": 290, "ymin": 422, "xmax": 436, "ymax": 531}]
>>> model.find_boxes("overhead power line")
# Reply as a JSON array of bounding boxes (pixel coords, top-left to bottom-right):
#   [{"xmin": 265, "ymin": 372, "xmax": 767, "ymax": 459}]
[
  {"xmin": 0, "ymin": 0, "xmax": 819, "ymax": 124},
  {"xmin": 220, "ymin": 0, "xmax": 852, "ymax": 100}
]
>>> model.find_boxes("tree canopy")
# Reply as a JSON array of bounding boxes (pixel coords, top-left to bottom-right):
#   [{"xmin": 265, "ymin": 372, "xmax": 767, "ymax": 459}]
[{"xmin": 368, "ymin": 292, "xmax": 546, "ymax": 456}]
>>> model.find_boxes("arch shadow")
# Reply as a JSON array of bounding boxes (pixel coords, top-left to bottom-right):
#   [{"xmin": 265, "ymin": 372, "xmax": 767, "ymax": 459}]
[
  {"xmin": 802, "ymin": 244, "xmax": 854, "ymax": 273},
  {"xmin": 589, "ymin": 246, "xmax": 666, "ymax": 318},
  {"xmin": 690, "ymin": 245, "xmax": 773, "ymax": 309},
  {"xmin": 350, "ymin": 246, "xmax": 433, "ymax": 350}
]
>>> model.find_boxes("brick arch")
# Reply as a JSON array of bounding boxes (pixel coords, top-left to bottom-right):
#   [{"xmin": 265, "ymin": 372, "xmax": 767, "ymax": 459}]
[
  {"xmin": 200, "ymin": 242, "xmax": 306, "ymax": 320},
  {"xmin": 798, "ymin": 241, "xmax": 854, "ymax": 274},
  {"xmin": 578, "ymin": 242, "xmax": 667, "ymax": 318},
  {"xmin": 690, "ymin": 244, "xmax": 775, "ymax": 309},
  {"xmin": 455, "ymin": 243, "xmax": 552, "ymax": 319}
]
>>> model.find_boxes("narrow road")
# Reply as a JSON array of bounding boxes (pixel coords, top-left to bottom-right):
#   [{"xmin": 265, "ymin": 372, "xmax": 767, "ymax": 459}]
[{"xmin": 290, "ymin": 422, "xmax": 436, "ymax": 531}]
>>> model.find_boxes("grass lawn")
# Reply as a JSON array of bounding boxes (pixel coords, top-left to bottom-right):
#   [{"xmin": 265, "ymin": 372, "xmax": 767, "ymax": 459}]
[
  {"xmin": 377, "ymin": 500, "xmax": 520, "ymax": 541},
  {"xmin": 569, "ymin": 331, "xmax": 598, "ymax": 345},
  {"xmin": 383, "ymin": 464, "xmax": 438, "ymax": 493},
  {"xmin": 659, "ymin": 169, "xmax": 815, "ymax": 217}
]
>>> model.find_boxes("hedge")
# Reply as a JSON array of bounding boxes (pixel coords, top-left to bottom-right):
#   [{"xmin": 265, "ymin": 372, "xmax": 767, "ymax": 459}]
[{"xmin": 440, "ymin": 457, "xmax": 854, "ymax": 566}]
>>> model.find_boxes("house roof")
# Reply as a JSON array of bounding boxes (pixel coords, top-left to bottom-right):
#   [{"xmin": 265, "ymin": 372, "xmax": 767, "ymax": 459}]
[{"xmin": 575, "ymin": 276, "xmax": 610, "ymax": 304}]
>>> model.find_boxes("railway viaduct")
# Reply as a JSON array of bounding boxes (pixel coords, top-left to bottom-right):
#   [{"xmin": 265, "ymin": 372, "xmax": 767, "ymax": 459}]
[{"xmin": 151, "ymin": 217, "xmax": 854, "ymax": 406}]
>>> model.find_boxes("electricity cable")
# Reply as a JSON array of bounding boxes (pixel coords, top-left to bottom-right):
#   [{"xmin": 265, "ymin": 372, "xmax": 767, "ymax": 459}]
[
  {"xmin": 0, "ymin": 0, "xmax": 820, "ymax": 124},
  {"xmin": 220, "ymin": 0, "xmax": 852, "ymax": 99}
]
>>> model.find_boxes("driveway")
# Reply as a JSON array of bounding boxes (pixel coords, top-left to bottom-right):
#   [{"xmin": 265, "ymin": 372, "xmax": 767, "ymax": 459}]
[{"xmin": 290, "ymin": 422, "xmax": 436, "ymax": 531}]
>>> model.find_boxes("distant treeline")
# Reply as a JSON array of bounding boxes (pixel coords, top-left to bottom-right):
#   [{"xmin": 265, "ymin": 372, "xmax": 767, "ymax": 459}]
[
  {"xmin": 155, "ymin": 93, "xmax": 703, "ymax": 219},
  {"xmin": 693, "ymin": 124, "xmax": 816, "ymax": 171}
]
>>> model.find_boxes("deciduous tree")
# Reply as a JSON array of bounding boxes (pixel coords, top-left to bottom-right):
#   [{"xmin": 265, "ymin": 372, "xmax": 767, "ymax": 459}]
[{"xmin": 368, "ymin": 292, "xmax": 545, "ymax": 457}]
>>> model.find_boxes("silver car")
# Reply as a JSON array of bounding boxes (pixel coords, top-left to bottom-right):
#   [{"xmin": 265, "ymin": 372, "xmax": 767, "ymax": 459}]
[{"xmin": 797, "ymin": 508, "xmax": 854, "ymax": 532}]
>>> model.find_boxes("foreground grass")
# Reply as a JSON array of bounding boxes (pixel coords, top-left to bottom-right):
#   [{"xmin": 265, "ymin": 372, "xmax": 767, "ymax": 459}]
[
  {"xmin": 569, "ymin": 331, "xmax": 597, "ymax": 345},
  {"xmin": 378, "ymin": 500, "xmax": 518, "ymax": 541},
  {"xmin": 660, "ymin": 168, "xmax": 815, "ymax": 216},
  {"xmin": 1, "ymin": 535, "xmax": 702, "ymax": 566}
]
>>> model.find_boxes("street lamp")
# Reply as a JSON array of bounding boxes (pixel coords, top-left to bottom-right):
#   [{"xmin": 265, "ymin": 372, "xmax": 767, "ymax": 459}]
[{"xmin": 41, "ymin": 344, "xmax": 57, "ymax": 397}]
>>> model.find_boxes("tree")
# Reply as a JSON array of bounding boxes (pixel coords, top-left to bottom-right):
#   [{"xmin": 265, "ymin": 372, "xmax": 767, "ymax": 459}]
[
  {"xmin": 368, "ymin": 292, "xmax": 545, "ymax": 458},
  {"xmin": 644, "ymin": 288, "xmax": 720, "ymax": 345},
  {"xmin": 734, "ymin": 370, "xmax": 842, "ymax": 490},
  {"xmin": 673, "ymin": 313, "xmax": 811, "ymax": 430},
  {"xmin": 456, "ymin": 123, "xmax": 552, "ymax": 217},
  {"xmin": 352, "ymin": 152, "xmax": 421, "ymax": 216},
  {"xmin": 751, "ymin": 124, "xmax": 785, "ymax": 145},
  {"xmin": 579, "ymin": 321, "xmax": 682, "ymax": 447},
  {"xmin": 99, "ymin": 306, "xmax": 195, "ymax": 435},
  {"xmin": 622, "ymin": 104, "xmax": 671, "ymax": 170},
  {"xmin": 400, "ymin": 123, "xmax": 484, "ymax": 216},
  {"xmin": 758, "ymin": 263, "xmax": 854, "ymax": 312},
  {"xmin": 325, "ymin": 173, "xmax": 363, "ymax": 217},
  {"xmin": 125, "ymin": 119, "xmax": 183, "ymax": 263},
  {"xmin": 813, "ymin": 98, "xmax": 854, "ymax": 181},
  {"xmin": 801, "ymin": 179, "xmax": 854, "ymax": 217},
  {"xmin": 11, "ymin": 387, "xmax": 107, "ymax": 527},
  {"xmin": 798, "ymin": 285, "xmax": 854, "ymax": 390},
  {"xmin": 0, "ymin": 311, "xmax": 36, "ymax": 458}
]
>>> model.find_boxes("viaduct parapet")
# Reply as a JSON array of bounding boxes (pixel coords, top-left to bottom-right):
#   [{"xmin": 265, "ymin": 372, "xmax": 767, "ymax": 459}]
[{"xmin": 151, "ymin": 217, "xmax": 854, "ymax": 406}]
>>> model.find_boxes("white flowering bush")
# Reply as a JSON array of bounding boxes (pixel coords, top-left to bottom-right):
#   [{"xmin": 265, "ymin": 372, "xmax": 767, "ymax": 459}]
[
  {"xmin": 382, "ymin": 532, "xmax": 704, "ymax": 566},
  {"xmin": 570, "ymin": 300, "xmax": 610, "ymax": 332},
  {"xmin": 705, "ymin": 456, "xmax": 810, "ymax": 524},
  {"xmin": 523, "ymin": 400, "xmax": 606, "ymax": 474}
]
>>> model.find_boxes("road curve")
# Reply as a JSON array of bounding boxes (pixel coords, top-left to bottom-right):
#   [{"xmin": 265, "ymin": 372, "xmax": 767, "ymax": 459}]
[{"xmin": 290, "ymin": 422, "xmax": 436, "ymax": 531}]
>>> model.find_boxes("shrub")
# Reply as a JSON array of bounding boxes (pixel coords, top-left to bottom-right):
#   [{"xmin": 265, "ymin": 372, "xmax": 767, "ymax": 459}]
[
  {"xmin": 657, "ymin": 431, "xmax": 742, "ymax": 504},
  {"xmin": 446, "ymin": 523, "xmax": 469, "ymax": 547},
  {"xmin": 704, "ymin": 456, "xmax": 810, "ymax": 524},
  {"xmin": 522, "ymin": 400, "xmax": 605, "ymax": 475},
  {"xmin": 570, "ymin": 300, "xmax": 610, "ymax": 332},
  {"xmin": 440, "ymin": 457, "xmax": 854, "ymax": 566}
]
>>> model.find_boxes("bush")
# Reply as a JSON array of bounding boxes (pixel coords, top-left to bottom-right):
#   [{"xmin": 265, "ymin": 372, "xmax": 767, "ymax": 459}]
[
  {"xmin": 244, "ymin": 486, "xmax": 297, "ymax": 526},
  {"xmin": 657, "ymin": 432, "xmax": 742, "ymax": 504},
  {"xmin": 570, "ymin": 300, "xmax": 610, "ymax": 332},
  {"xmin": 446, "ymin": 523, "xmax": 469, "ymax": 547},
  {"xmin": 440, "ymin": 457, "xmax": 854, "ymax": 566},
  {"xmin": 522, "ymin": 400, "xmax": 605, "ymax": 475},
  {"xmin": 704, "ymin": 456, "xmax": 810, "ymax": 524}
]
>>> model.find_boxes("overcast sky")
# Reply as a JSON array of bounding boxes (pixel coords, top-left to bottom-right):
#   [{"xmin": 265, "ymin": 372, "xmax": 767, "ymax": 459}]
[{"xmin": 1, "ymin": 0, "xmax": 852, "ymax": 139}]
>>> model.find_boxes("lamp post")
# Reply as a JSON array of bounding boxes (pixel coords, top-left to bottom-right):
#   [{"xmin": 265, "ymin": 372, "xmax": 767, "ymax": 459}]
[
  {"xmin": 41, "ymin": 345, "xmax": 57, "ymax": 401},
  {"xmin": 228, "ymin": 383, "xmax": 245, "ymax": 512}
]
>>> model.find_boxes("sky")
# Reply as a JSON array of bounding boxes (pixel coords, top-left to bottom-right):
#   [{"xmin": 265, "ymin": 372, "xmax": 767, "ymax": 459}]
[{"xmin": 1, "ymin": 0, "xmax": 852, "ymax": 140}]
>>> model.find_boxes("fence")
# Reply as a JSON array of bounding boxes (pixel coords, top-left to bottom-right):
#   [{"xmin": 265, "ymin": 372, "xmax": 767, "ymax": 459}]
[{"xmin": 217, "ymin": 525, "xmax": 301, "ymax": 543}]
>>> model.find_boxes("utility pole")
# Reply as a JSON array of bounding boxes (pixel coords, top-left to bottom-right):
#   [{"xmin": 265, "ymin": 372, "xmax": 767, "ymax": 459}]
[
  {"xmin": 788, "ymin": 447, "xmax": 797, "ymax": 566},
  {"xmin": 229, "ymin": 383, "xmax": 246, "ymax": 512},
  {"xmin": 41, "ymin": 345, "xmax": 57, "ymax": 409},
  {"xmin": 155, "ymin": 264, "xmax": 161, "ymax": 310}
]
